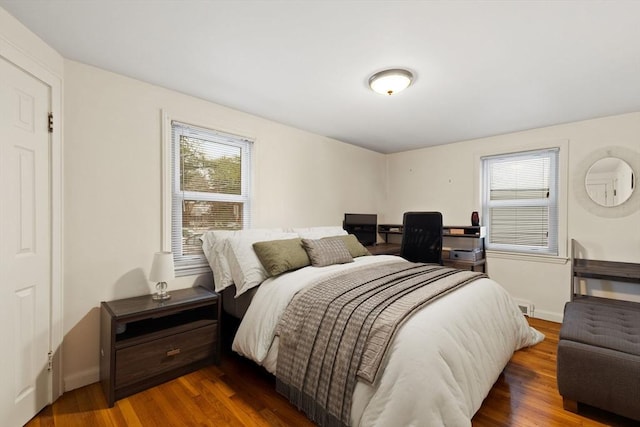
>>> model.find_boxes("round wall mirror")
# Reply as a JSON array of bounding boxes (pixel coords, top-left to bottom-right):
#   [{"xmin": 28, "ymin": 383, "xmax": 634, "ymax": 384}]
[{"xmin": 585, "ymin": 157, "xmax": 635, "ymax": 207}]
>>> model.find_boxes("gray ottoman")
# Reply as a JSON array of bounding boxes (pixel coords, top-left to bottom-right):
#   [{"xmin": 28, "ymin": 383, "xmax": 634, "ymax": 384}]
[{"xmin": 557, "ymin": 298, "xmax": 640, "ymax": 421}]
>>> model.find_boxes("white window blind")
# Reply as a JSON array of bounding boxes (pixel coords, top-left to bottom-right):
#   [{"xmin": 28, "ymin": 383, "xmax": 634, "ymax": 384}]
[
  {"xmin": 171, "ymin": 121, "xmax": 252, "ymax": 275},
  {"xmin": 481, "ymin": 148, "xmax": 559, "ymax": 255}
]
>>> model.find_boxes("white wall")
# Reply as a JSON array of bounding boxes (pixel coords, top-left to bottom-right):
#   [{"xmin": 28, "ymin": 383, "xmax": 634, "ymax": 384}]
[
  {"xmin": 385, "ymin": 112, "xmax": 640, "ymax": 321},
  {"xmin": 0, "ymin": 7, "xmax": 63, "ymax": 77},
  {"xmin": 63, "ymin": 60, "xmax": 386, "ymax": 390}
]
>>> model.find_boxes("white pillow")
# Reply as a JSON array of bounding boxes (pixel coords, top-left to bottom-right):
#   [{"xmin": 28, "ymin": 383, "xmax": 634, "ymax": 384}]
[
  {"xmin": 201, "ymin": 229, "xmax": 284, "ymax": 292},
  {"xmin": 202, "ymin": 231, "xmax": 231, "ymax": 292},
  {"xmin": 292, "ymin": 226, "xmax": 348, "ymax": 240},
  {"xmin": 225, "ymin": 232, "xmax": 298, "ymax": 297}
]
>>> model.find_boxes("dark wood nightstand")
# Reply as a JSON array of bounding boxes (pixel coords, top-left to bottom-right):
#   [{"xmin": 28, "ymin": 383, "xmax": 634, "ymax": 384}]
[{"xmin": 100, "ymin": 286, "xmax": 220, "ymax": 407}]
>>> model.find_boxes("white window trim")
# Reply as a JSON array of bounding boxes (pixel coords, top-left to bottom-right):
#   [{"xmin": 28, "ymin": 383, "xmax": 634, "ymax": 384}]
[
  {"xmin": 161, "ymin": 111, "xmax": 173, "ymax": 252},
  {"xmin": 473, "ymin": 139, "xmax": 569, "ymax": 261},
  {"xmin": 161, "ymin": 110, "xmax": 254, "ymax": 276}
]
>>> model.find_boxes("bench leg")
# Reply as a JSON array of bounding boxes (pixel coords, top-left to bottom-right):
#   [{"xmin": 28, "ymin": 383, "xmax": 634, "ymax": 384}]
[{"xmin": 562, "ymin": 397, "xmax": 578, "ymax": 413}]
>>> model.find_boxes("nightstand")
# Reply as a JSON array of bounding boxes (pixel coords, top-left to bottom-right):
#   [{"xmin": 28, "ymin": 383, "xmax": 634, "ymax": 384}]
[{"xmin": 100, "ymin": 286, "xmax": 220, "ymax": 407}]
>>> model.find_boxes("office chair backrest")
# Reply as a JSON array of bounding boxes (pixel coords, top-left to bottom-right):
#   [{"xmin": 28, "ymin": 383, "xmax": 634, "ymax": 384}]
[{"xmin": 400, "ymin": 211, "xmax": 443, "ymax": 264}]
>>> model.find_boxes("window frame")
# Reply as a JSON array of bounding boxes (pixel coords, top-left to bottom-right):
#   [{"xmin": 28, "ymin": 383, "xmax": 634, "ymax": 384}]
[
  {"xmin": 481, "ymin": 147, "xmax": 561, "ymax": 257},
  {"xmin": 161, "ymin": 112, "xmax": 253, "ymax": 276}
]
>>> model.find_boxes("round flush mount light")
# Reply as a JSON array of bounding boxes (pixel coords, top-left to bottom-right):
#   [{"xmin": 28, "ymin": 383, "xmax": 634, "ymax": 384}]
[{"xmin": 368, "ymin": 68, "xmax": 414, "ymax": 96}]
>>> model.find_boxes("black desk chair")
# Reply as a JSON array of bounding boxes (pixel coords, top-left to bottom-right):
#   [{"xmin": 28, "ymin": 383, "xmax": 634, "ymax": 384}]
[{"xmin": 400, "ymin": 211, "xmax": 443, "ymax": 264}]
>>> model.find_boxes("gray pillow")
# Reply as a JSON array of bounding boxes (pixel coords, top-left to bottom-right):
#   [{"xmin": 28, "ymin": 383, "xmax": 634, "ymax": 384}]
[
  {"xmin": 324, "ymin": 234, "xmax": 371, "ymax": 258},
  {"xmin": 302, "ymin": 237, "xmax": 354, "ymax": 267},
  {"xmin": 253, "ymin": 238, "xmax": 310, "ymax": 276}
]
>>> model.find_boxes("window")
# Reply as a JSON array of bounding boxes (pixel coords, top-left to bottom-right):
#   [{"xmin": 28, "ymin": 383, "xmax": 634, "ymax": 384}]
[
  {"xmin": 481, "ymin": 148, "xmax": 559, "ymax": 255},
  {"xmin": 170, "ymin": 121, "xmax": 252, "ymax": 274}
]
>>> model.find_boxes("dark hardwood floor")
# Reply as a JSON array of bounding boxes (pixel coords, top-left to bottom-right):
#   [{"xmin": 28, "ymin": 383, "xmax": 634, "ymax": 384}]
[{"xmin": 26, "ymin": 318, "xmax": 637, "ymax": 426}]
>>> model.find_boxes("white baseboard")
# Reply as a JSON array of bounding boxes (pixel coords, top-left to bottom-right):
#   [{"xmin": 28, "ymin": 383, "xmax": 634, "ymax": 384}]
[
  {"xmin": 532, "ymin": 309, "xmax": 563, "ymax": 323},
  {"xmin": 63, "ymin": 367, "xmax": 99, "ymax": 392}
]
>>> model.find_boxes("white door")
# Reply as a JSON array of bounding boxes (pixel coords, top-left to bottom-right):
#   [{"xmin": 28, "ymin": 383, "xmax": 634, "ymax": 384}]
[{"xmin": 0, "ymin": 56, "xmax": 52, "ymax": 426}]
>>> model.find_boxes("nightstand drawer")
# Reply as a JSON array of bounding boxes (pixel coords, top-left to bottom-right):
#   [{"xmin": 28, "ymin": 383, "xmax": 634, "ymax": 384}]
[{"xmin": 115, "ymin": 323, "xmax": 217, "ymax": 388}]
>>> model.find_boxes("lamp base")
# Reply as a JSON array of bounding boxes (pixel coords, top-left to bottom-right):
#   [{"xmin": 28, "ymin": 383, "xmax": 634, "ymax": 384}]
[
  {"xmin": 152, "ymin": 281, "xmax": 171, "ymax": 301},
  {"xmin": 152, "ymin": 293, "xmax": 171, "ymax": 301}
]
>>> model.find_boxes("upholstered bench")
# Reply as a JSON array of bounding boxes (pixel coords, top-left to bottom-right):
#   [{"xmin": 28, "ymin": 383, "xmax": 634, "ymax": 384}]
[{"xmin": 557, "ymin": 298, "xmax": 640, "ymax": 421}]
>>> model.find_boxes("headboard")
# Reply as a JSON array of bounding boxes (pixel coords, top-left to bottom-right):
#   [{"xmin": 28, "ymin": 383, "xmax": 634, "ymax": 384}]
[{"xmin": 221, "ymin": 285, "xmax": 258, "ymax": 319}]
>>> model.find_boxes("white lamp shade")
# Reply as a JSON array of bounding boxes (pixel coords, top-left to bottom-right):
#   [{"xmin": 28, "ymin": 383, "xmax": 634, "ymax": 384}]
[
  {"xmin": 149, "ymin": 252, "xmax": 175, "ymax": 282},
  {"xmin": 369, "ymin": 69, "xmax": 414, "ymax": 95}
]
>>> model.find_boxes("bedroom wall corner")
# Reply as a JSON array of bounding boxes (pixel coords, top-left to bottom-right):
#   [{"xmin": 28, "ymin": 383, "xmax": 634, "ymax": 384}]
[
  {"xmin": 384, "ymin": 112, "xmax": 640, "ymax": 322},
  {"xmin": 62, "ymin": 59, "xmax": 386, "ymax": 392}
]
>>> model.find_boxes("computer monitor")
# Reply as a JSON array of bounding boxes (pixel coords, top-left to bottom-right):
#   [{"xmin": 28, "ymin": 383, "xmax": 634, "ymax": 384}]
[{"xmin": 343, "ymin": 213, "xmax": 377, "ymax": 246}]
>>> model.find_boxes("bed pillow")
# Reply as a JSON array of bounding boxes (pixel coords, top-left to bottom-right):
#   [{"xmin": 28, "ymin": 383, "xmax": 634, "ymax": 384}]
[
  {"xmin": 326, "ymin": 234, "xmax": 371, "ymax": 258},
  {"xmin": 201, "ymin": 229, "xmax": 284, "ymax": 292},
  {"xmin": 226, "ymin": 232, "xmax": 298, "ymax": 297},
  {"xmin": 253, "ymin": 238, "xmax": 311, "ymax": 276},
  {"xmin": 292, "ymin": 226, "xmax": 348, "ymax": 240},
  {"xmin": 302, "ymin": 237, "xmax": 354, "ymax": 267},
  {"xmin": 201, "ymin": 231, "xmax": 234, "ymax": 292}
]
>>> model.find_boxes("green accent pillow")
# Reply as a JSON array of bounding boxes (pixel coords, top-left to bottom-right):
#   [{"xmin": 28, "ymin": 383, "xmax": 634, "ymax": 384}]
[
  {"xmin": 253, "ymin": 238, "xmax": 311, "ymax": 276},
  {"xmin": 324, "ymin": 234, "xmax": 371, "ymax": 258}
]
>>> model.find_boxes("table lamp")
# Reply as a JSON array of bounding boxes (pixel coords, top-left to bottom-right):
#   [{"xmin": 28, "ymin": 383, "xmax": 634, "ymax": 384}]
[{"xmin": 150, "ymin": 251, "xmax": 174, "ymax": 301}]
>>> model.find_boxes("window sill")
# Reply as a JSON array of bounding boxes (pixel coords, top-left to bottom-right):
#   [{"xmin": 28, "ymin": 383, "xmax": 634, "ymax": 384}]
[
  {"xmin": 175, "ymin": 263, "xmax": 211, "ymax": 277},
  {"xmin": 486, "ymin": 250, "xmax": 569, "ymax": 265}
]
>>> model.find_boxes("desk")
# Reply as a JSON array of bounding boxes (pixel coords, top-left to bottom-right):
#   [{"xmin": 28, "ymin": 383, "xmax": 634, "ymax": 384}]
[
  {"xmin": 377, "ymin": 224, "xmax": 487, "ymax": 272},
  {"xmin": 366, "ymin": 243, "xmax": 401, "ymax": 256}
]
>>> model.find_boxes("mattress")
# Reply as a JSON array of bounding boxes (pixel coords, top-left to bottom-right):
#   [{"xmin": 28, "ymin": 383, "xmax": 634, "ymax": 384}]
[{"xmin": 232, "ymin": 255, "xmax": 543, "ymax": 426}]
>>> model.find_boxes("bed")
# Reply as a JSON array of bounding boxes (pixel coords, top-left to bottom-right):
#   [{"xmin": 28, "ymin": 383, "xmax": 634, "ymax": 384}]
[{"xmin": 202, "ymin": 227, "xmax": 543, "ymax": 427}]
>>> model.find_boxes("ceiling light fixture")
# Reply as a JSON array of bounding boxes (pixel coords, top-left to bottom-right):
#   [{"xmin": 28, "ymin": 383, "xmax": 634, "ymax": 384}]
[{"xmin": 369, "ymin": 68, "xmax": 414, "ymax": 96}]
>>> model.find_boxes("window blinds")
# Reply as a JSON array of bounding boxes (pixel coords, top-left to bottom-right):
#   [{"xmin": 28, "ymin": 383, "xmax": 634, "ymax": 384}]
[
  {"xmin": 171, "ymin": 121, "xmax": 252, "ymax": 273},
  {"xmin": 482, "ymin": 148, "xmax": 559, "ymax": 255}
]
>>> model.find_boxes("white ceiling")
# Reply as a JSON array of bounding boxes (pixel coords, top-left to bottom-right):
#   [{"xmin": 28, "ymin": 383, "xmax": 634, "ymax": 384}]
[{"xmin": 2, "ymin": 1, "xmax": 640, "ymax": 154}]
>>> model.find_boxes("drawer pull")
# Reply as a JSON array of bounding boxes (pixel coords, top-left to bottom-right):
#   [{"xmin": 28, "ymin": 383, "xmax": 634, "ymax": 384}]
[{"xmin": 166, "ymin": 348, "xmax": 181, "ymax": 357}]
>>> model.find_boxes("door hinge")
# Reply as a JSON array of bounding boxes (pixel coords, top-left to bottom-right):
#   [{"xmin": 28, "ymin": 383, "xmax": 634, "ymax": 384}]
[
  {"xmin": 47, "ymin": 351, "xmax": 53, "ymax": 371},
  {"xmin": 48, "ymin": 113, "xmax": 53, "ymax": 133}
]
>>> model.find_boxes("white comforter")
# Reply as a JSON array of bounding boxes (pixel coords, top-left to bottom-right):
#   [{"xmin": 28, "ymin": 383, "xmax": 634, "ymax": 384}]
[{"xmin": 232, "ymin": 255, "xmax": 543, "ymax": 426}]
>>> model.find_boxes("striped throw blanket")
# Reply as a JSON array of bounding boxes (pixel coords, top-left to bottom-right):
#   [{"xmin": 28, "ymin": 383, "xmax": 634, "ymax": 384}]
[{"xmin": 275, "ymin": 261, "xmax": 486, "ymax": 427}]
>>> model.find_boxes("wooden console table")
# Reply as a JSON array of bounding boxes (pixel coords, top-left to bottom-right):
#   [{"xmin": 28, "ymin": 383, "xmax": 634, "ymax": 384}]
[{"xmin": 571, "ymin": 239, "xmax": 640, "ymax": 300}]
